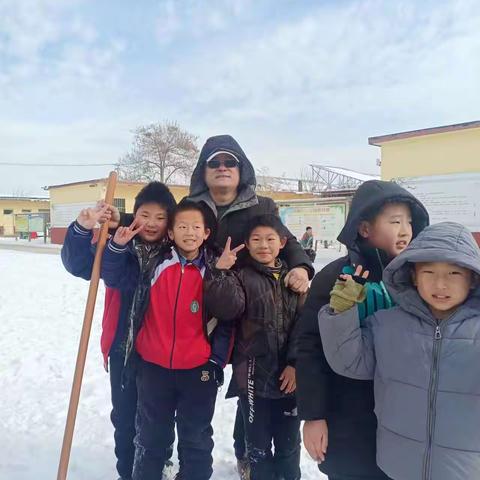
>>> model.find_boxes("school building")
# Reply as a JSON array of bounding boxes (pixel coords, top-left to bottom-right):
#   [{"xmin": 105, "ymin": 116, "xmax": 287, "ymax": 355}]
[
  {"xmin": 0, "ymin": 196, "xmax": 50, "ymax": 236},
  {"xmin": 369, "ymin": 120, "xmax": 480, "ymax": 244},
  {"xmin": 46, "ymin": 178, "xmax": 321, "ymax": 244}
]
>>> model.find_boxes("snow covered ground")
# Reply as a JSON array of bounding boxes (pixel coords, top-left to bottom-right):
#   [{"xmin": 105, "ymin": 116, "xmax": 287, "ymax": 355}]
[{"xmin": 0, "ymin": 247, "xmax": 341, "ymax": 479}]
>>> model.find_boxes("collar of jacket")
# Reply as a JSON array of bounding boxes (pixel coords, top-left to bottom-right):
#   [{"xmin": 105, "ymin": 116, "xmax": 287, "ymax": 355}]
[
  {"xmin": 173, "ymin": 245, "xmax": 206, "ymax": 270},
  {"xmin": 244, "ymin": 256, "xmax": 287, "ymax": 278},
  {"xmin": 188, "ymin": 185, "xmax": 259, "ymax": 219},
  {"xmin": 348, "ymin": 240, "xmax": 390, "ymax": 283}
]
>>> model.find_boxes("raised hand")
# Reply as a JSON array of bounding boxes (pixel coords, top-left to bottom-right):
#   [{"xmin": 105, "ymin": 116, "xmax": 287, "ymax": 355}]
[
  {"xmin": 76, "ymin": 203, "xmax": 111, "ymax": 230},
  {"xmin": 112, "ymin": 218, "xmax": 144, "ymax": 246},
  {"xmin": 215, "ymin": 236, "xmax": 245, "ymax": 270},
  {"xmin": 339, "ymin": 264, "xmax": 370, "ymax": 283},
  {"xmin": 279, "ymin": 365, "xmax": 296, "ymax": 393}
]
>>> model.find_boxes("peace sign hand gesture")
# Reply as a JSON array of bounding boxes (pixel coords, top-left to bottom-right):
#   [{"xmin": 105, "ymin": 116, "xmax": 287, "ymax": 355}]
[
  {"xmin": 77, "ymin": 203, "xmax": 112, "ymax": 230},
  {"xmin": 112, "ymin": 218, "xmax": 144, "ymax": 246},
  {"xmin": 216, "ymin": 236, "xmax": 245, "ymax": 270}
]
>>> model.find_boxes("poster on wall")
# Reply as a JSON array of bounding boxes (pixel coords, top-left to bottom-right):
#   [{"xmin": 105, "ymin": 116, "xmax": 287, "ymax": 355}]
[
  {"xmin": 278, "ymin": 202, "xmax": 347, "ymax": 247},
  {"xmin": 395, "ymin": 173, "xmax": 480, "ymax": 232}
]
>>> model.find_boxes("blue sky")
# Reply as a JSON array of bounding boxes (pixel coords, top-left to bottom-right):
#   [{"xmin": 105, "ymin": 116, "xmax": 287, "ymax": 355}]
[{"xmin": 1, "ymin": 0, "xmax": 479, "ymax": 194}]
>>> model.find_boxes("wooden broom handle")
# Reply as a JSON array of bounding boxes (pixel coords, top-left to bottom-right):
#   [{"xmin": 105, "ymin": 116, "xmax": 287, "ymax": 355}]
[{"xmin": 57, "ymin": 171, "xmax": 118, "ymax": 480}]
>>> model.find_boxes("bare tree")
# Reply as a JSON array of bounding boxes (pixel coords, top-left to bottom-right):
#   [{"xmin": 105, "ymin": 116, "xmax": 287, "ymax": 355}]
[{"xmin": 116, "ymin": 121, "xmax": 199, "ymax": 183}]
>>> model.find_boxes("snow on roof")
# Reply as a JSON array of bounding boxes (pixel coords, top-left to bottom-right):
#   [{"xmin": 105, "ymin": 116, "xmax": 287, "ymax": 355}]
[{"xmin": 321, "ymin": 166, "xmax": 380, "ymax": 182}]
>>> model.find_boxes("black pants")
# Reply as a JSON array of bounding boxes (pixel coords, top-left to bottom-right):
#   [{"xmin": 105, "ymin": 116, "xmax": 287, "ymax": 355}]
[
  {"xmin": 239, "ymin": 395, "xmax": 301, "ymax": 480},
  {"xmin": 110, "ymin": 352, "xmax": 137, "ymax": 479},
  {"xmin": 133, "ymin": 360, "xmax": 218, "ymax": 480},
  {"xmin": 233, "ymin": 400, "xmax": 247, "ymax": 460}
]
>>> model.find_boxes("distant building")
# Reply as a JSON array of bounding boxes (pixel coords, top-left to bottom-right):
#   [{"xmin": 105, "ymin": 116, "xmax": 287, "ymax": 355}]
[
  {"xmin": 369, "ymin": 120, "xmax": 480, "ymax": 243},
  {"xmin": 0, "ymin": 195, "xmax": 50, "ymax": 236},
  {"xmin": 46, "ymin": 178, "xmax": 322, "ymax": 244}
]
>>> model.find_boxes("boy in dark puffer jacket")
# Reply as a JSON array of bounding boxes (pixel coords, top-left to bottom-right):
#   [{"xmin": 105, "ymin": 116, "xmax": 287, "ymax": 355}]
[
  {"xmin": 206, "ymin": 214, "xmax": 305, "ymax": 480},
  {"xmin": 296, "ymin": 180, "xmax": 429, "ymax": 480}
]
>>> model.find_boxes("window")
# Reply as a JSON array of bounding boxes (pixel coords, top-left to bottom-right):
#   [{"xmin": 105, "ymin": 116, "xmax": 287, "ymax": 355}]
[
  {"xmin": 114, "ymin": 198, "xmax": 126, "ymax": 213},
  {"xmin": 21, "ymin": 209, "xmax": 31, "ymax": 213},
  {"xmin": 3, "ymin": 209, "xmax": 13, "ymax": 214}
]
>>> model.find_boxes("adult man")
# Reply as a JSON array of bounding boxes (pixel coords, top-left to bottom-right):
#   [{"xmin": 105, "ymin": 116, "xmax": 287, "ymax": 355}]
[{"xmin": 188, "ymin": 134, "xmax": 313, "ymax": 288}]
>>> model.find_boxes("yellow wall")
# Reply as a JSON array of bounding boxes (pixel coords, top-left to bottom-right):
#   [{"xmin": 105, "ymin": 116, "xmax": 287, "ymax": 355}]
[
  {"xmin": 380, "ymin": 127, "xmax": 480, "ymax": 180},
  {"xmin": 0, "ymin": 199, "xmax": 50, "ymax": 236},
  {"xmin": 49, "ymin": 180, "xmax": 318, "ymax": 213}
]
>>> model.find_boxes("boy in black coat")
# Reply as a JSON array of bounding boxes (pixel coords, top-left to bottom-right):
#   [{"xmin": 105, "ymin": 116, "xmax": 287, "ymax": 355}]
[
  {"xmin": 296, "ymin": 180, "xmax": 429, "ymax": 480},
  {"xmin": 206, "ymin": 214, "xmax": 305, "ymax": 480}
]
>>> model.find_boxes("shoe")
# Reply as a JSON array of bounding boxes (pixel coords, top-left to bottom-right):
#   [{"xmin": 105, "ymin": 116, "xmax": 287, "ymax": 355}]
[{"xmin": 237, "ymin": 457, "xmax": 250, "ymax": 480}]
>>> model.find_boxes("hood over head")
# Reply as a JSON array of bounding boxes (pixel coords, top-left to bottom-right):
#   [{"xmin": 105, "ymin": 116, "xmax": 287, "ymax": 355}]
[
  {"xmin": 383, "ymin": 222, "xmax": 480, "ymax": 313},
  {"xmin": 337, "ymin": 180, "xmax": 429, "ymax": 250},
  {"xmin": 189, "ymin": 135, "xmax": 256, "ymax": 197}
]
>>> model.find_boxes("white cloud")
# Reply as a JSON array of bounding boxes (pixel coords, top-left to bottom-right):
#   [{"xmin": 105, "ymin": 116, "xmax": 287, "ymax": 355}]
[{"xmin": 167, "ymin": 0, "xmax": 480, "ymax": 129}]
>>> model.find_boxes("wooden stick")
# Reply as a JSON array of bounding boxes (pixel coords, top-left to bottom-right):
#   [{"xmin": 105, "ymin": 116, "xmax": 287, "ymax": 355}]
[{"xmin": 57, "ymin": 171, "xmax": 118, "ymax": 480}]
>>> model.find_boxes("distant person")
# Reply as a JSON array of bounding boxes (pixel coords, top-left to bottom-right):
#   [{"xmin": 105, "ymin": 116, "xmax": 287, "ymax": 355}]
[{"xmin": 300, "ymin": 226, "xmax": 316, "ymax": 262}]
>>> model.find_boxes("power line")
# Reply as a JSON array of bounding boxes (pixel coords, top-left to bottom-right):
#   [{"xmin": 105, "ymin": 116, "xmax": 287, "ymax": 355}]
[{"xmin": 0, "ymin": 162, "xmax": 116, "ymax": 167}]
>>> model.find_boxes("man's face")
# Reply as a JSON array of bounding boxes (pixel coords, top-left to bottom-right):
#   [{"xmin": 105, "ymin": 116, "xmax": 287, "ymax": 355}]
[
  {"xmin": 359, "ymin": 203, "xmax": 413, "ymax": 257},
  {"xmin": 246, "ymin": 226, "xmax": 286, "ymax": 267},
  {"xmin": 204, "ymin": 153, "xmax": 240, "ymax": 193},
  {"xmin": 134, "ymin": 203, "xmax": 168, "ymax": 243},
  {"xmin": 413, "ymin": 262, "xmax": 473, "ymax": 320}
]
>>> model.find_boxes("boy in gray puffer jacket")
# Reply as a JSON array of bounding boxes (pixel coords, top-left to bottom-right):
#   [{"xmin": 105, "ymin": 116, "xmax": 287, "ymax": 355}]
[{"xmin": 319, "ymin": 222, "xmax": 480, "ymax": 480}]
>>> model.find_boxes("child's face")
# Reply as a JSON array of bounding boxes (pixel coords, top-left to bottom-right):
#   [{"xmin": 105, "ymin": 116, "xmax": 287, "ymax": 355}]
[
  {"xmin": 134, "ymin": 203, "xmax": 168, "ymax": 243},
  {"xmin": 246, "ymin": 226, "xmax": 286, "ymax": 267},
  {"xmin": 413, "ymin": 262, "xmax": 473, "ymax": 320},
  {"xmin": 168, "ymin": 209, "xmax": 210, "ymax": 258},
  {"xmin": 359, "ymin": 203, "xmax": 412, "ymax": 257}
]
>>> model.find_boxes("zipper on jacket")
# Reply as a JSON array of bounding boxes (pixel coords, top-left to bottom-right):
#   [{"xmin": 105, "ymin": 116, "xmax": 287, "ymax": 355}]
[
  {"xmin": 169, "ymin": 264, "xmax": 185, "ymax": 369},
  {"xmin": 422, "ymin": 322, "xmax": 443, "ymax": 480}
]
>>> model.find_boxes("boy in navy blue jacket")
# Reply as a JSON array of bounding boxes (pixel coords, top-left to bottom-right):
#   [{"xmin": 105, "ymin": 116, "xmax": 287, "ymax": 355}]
[
  {"xmin": 101, "ymin": 199, "xmax": 234, "ymax": 480},
  {"xmin": 61, "ymin": 182, "xmax": 176, "ymax": 480}
]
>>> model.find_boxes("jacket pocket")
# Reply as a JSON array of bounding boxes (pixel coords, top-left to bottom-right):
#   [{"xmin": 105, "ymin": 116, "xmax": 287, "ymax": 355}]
[{"xmin": 379, "ymin": 379, "xmax": 428, "ymax": 442}]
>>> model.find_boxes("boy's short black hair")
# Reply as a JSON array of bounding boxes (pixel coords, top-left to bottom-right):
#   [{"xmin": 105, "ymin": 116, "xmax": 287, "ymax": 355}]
[
  {"xmin": 306, "ymin": 226, "xmax": 312, "ymax": 230},
  {"xmin": 133, "ymin": 181, "xmax": 177, "ymax": 215},
  {"xmin": 244, "ymin": 214, "xmax": 289, "ymax": 242},
  {"xmin": 168, "ymin": 199, "xmax": 217, "ymax": 242}
]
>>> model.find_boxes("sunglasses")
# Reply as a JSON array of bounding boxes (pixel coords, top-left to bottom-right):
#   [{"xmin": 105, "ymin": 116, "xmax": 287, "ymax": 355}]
[{"xmin": 206, "ymin": 158, "xmax": 239, "ymax": 169}]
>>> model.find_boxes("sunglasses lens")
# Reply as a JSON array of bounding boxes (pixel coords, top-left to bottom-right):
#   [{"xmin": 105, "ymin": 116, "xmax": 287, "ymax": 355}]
[
  {"xmin": 207, "ymin": 159, "xmax": 221, "ymax": 169},
  {"xmin": 224, "ymin": 159, "xmax": 238, "ymax": 168},
  {"xmin": 206, "ymin": 158, "xmax": 239, "ymax": 169}
]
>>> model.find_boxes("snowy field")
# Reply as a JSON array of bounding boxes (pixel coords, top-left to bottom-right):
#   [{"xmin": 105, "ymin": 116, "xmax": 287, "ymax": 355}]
[{"xmin": 0, "ymin": 247, "xmax": 341, "ymax": 479}]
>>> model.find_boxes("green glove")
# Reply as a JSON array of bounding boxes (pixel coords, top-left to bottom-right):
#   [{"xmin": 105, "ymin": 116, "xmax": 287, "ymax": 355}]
[{"xmin": 330, "ymin": 277, "xmax": 367, "ymax": 313}]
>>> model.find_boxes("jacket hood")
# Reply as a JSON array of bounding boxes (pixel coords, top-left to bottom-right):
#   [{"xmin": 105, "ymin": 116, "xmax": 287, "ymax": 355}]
[
  {"xmin": 337, "ymin": 180, "xmax": 430, "ymax": 249},
  {"xmin": 189, "ymin": 134, "xmax": 256, "ymax": 197},
  {"xmin": 383, "ymin": 222, "xmax": 480, "ymax": 314}
]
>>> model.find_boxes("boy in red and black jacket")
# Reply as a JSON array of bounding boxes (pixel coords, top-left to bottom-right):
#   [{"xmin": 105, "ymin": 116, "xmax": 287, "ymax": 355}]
[
  {"xmin": 101, "ymin": 199, "xmax": 234, "ymax": 480},
  {"xmin": 61, "ymin": 182, "xmax": 177, "ymax": 480}
]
